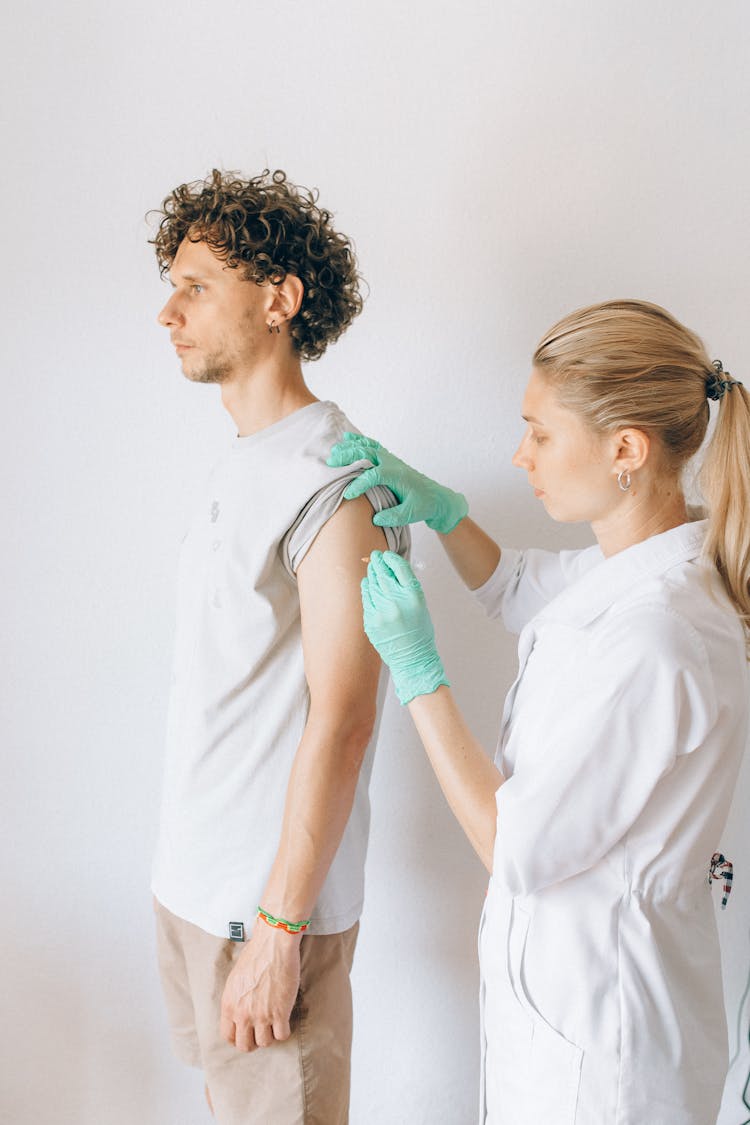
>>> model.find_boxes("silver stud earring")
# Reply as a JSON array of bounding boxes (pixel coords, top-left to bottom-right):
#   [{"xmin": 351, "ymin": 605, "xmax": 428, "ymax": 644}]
[{"xmin": 617, "ymin": 469, "xmax": 632, "ymax": 492}]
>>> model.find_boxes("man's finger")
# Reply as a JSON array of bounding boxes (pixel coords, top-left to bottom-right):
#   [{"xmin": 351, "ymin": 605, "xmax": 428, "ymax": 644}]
[
  {"xmin": 272, "ymin": 1017, "xmax": 292, "ymax": 1042},
  {"xmin": 253, "ymin": 1022, "xmax": 274, "ymax": 1049},
  {"xmin": 220, "ymin": 1013, "xmax": 237, "ymax": 1046},
  {"xmin": 233, "ymin": 1018, "xmax": 257, "ymax": 1053}
]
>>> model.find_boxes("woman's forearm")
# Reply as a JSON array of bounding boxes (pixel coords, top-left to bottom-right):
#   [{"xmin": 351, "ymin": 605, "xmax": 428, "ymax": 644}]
[
  {"xmin": 408, "ymin": 685, "xmax": 504, "ymax": 872},
  {"xmin": 438, "ymin": 517, "xmax": 502, "ymax": 591}
]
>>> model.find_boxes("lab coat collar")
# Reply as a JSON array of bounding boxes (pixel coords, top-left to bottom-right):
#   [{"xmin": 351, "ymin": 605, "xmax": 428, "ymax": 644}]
[{"xmin": 534, "ymin": 520, "xmax": 707, "ymax": 630}]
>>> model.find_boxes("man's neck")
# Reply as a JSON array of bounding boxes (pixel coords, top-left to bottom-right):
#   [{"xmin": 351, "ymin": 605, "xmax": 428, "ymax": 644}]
[{"xmin": 220, "ymin": 358, "xmax": 319, "ymax": 437}]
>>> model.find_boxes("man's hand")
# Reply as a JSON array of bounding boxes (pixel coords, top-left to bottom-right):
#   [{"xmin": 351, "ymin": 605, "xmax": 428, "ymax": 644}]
[{"xmin": 220, "ymin": 921, "xmax": 302, "ymax": 1051}]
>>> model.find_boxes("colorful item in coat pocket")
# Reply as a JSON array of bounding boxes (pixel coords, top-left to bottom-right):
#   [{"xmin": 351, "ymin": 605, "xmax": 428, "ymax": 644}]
[{"xmin": 708, "ymin": 853, "xmax": 733, "ymax": 909}]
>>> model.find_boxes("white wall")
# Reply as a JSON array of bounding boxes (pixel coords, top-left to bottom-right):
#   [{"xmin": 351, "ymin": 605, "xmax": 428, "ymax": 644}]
[{"xmin": 2, "ymin": 2, "xmax": 749, "ymax": 1122}]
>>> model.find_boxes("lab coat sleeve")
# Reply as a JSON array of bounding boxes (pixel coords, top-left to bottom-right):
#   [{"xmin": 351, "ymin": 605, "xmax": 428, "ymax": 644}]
[
  {"xmin": 493, "ymin": 604, "xmax": 718, "ymax": 896},
  {"xmin": 472, "ymin": 544, "xmax": 602, "ymax": 633}
]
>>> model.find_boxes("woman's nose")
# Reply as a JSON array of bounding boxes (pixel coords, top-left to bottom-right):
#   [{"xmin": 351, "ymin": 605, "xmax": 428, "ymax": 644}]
[{"xmin": 512, "ymin": 433, "xmax": 532, "ymax": 470}]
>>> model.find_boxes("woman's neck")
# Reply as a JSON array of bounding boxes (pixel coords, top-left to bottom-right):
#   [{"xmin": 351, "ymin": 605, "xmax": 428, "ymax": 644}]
[{"xmin": 592, "ymin": 482, "xmax": 689, "ymax": 558}]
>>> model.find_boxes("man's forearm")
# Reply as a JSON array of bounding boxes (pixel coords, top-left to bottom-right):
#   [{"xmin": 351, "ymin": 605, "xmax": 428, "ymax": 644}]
[
  {"xmin": 220, "ymin": 708, "xmax": 373, "ymax": 1052},
  {"xmin": 258, "ymin": 706, "xmax": 374, "ymax": 922}
]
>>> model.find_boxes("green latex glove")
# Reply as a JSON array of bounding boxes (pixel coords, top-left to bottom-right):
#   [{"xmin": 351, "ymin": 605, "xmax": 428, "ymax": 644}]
[
  {"xmin": 327, "ymin": 433, "xmax": 468, "ymax": 534},
  {"xmin": 361, "ymin": 550, "xmax": 449, "ymax": 705}
]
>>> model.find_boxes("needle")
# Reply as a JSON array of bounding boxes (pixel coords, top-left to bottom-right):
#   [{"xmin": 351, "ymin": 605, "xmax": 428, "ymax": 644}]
[{"xmin": 361, "ymin": 556, "xmax": 426, "ymax": 570}]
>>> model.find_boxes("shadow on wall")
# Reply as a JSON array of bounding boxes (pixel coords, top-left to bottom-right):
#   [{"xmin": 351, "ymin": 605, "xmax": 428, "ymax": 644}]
[
  {"xmin": 3, "ymin": 932, "xmax": 88, "ymax": 1122},
  {"xmin": 1, "ymin": 913, "xmax": 211, "ymax": 1125}
]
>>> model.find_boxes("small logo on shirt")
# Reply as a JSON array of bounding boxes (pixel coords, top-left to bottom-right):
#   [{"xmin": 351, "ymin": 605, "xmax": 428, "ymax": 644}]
[
  {"xmin": 228, "ymin": 921, "xmax": 245, "ymax": 942},
  {"xmin": 210, "ymin": 500, "xmax": 220, "ymax": 523}
]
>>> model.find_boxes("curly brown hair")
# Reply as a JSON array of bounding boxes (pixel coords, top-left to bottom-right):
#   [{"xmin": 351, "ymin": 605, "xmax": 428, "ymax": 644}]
[{"xmin": 150, "ymin": 169, "xmax": 364, "ymax": 362}]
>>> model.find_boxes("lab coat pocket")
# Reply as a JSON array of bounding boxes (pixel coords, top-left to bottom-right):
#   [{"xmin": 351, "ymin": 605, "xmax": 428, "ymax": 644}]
[
  {"xmin": 477, "ymin": 899, "xmax": 488, "ymax": 1125},
  {"xmin": 507, "ymin": 902, "xmax": 583, "ymax": 1123}
]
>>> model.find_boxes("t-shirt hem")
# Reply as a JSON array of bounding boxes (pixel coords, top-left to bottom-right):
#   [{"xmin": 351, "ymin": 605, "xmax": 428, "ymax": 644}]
[
  {"xmin": 151, "ymin": 882, "xmax": 363, "ymax": 941},
  {"xmin": 308, "ymin": 902, "xmax": 364, "ymax": 936}
]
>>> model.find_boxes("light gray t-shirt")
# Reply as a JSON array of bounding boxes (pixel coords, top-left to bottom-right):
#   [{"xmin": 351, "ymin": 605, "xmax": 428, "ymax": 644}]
[{"xmin": 152, "ymin": 401, "xmax": 409, "ymax": 938}]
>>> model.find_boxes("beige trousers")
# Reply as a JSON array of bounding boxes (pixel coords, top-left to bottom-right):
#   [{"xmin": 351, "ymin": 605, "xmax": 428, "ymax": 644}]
[{"xmin": 154, "ymin": 899, "xmax": 359, "ymax": 1125}]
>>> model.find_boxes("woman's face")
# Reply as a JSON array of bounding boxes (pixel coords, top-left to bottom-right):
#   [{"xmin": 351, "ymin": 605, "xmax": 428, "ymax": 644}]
[{"xmin": 512, "ymin": 368, "xmax": 618, "ymax": 524}]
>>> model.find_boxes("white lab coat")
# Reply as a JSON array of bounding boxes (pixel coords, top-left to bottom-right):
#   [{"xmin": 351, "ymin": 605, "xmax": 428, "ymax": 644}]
[{"xmin": 472, "ymin": 521, "xmax": 749, "ymax": 1125}]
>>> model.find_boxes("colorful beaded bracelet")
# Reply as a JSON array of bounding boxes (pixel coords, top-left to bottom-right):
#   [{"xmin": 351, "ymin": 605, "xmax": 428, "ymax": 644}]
[{"xmin": 257, "ymin": 906, "xmax": 311, "ymax": 934}]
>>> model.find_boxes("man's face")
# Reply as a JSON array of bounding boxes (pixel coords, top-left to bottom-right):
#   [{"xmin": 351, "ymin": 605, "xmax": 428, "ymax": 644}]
[{"xmin": 157, "ymin": 238, "xmax": 268, "ymax": 384}]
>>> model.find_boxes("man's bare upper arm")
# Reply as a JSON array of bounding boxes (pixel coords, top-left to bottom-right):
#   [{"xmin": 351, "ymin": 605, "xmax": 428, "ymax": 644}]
[{"xmin": 296, "ymin": 494, "xmax": 389, "ymax": 723}]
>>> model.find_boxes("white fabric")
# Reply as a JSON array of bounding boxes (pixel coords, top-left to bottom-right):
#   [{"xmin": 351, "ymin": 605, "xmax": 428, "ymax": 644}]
[
  {"xmin": 152, "ymin": 401, "xmax": 409, "ymax": 939},
  {"xmin": 473, "ymin": 521, "xmax": 749, "ymax": 1124}
]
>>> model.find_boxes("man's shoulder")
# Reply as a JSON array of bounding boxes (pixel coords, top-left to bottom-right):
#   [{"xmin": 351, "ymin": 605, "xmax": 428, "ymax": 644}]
[
  {"xmin": 295, "ymin": 400, "xmax": 357, "ymax": 458},
  {"xmin": 282, "ymin": 402, "xmax": 410, "ymax": 575},
  {"xmin": 287, "ymin": 401, "xmax": 373, "ymax": 496}
]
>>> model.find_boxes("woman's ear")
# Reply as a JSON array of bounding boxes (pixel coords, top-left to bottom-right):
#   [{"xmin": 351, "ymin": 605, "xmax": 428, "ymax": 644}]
[{"xmin": 612, "ymin": 427, "xmax": 651, "ymax": 477}]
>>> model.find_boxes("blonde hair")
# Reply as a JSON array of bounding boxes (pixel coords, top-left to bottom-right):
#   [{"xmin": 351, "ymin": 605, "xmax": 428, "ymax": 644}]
[{"xmin": 533, "ymin": 299, "xmax": 750, "ymax": 645}]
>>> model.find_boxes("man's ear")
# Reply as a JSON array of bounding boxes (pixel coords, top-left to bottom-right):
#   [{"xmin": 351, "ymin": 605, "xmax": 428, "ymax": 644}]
[{"xmin": 269, "ymin": 273, "xmax": 304, "ymax": 323}]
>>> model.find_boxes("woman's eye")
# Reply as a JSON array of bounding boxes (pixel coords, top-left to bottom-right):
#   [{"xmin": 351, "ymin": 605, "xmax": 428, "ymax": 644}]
[
  {"xmin": 533, "ymin": 434, "xmax": 547, "ymax": 445},
  {"xmin": 192, "ymin": 284, "xmax": 204, "ymax": 294}
]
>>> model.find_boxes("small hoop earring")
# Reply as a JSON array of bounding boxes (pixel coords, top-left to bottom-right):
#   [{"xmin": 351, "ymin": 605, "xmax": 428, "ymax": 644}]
[
  {"xmin": 267, "ymin": 321, "xmax": 281, "ymax": 334},
  {"xmin": 617, "ymin": 469, "xmax": 632, "ymax": 492}
]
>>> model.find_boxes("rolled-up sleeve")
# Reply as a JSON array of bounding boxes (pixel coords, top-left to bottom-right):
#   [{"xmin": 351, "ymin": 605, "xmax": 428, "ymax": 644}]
[
  {"xmin": 283, "ymin": 476, "xmax": 410, "ymax": 575},
  {"xmin": 493, "ymin": 605, "xmax": 717, "ymax": 896}
]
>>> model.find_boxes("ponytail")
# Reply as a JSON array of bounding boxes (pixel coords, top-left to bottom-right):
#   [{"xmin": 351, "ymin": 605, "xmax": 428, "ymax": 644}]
[{"xmin": 700, "ymin": 377, "xmax": 750, "ymax": 648}]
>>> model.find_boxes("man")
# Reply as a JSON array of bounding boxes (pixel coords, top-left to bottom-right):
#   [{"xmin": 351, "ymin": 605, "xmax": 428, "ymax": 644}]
[{"xmin": 150, "ymin": 169, "xmax": 408, "ymax": 1124}]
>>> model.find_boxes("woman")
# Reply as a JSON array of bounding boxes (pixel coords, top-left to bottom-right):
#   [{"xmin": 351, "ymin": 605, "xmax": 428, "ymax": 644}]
[{"xmin": 328, "ymin": 300, "xmax": 750, "ymax": 1124}]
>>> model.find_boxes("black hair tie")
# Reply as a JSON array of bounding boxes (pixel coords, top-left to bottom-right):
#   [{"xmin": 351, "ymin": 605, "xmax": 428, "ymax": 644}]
[{"xmin": 706, "ymin": 359, "xmax": 742, "ymax": 401}]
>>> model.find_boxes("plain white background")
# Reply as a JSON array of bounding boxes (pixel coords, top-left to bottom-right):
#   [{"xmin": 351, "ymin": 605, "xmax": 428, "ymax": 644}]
[{"xmin": 2, "ymin": 2, "xmax": 749, "ymax": 1122}]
